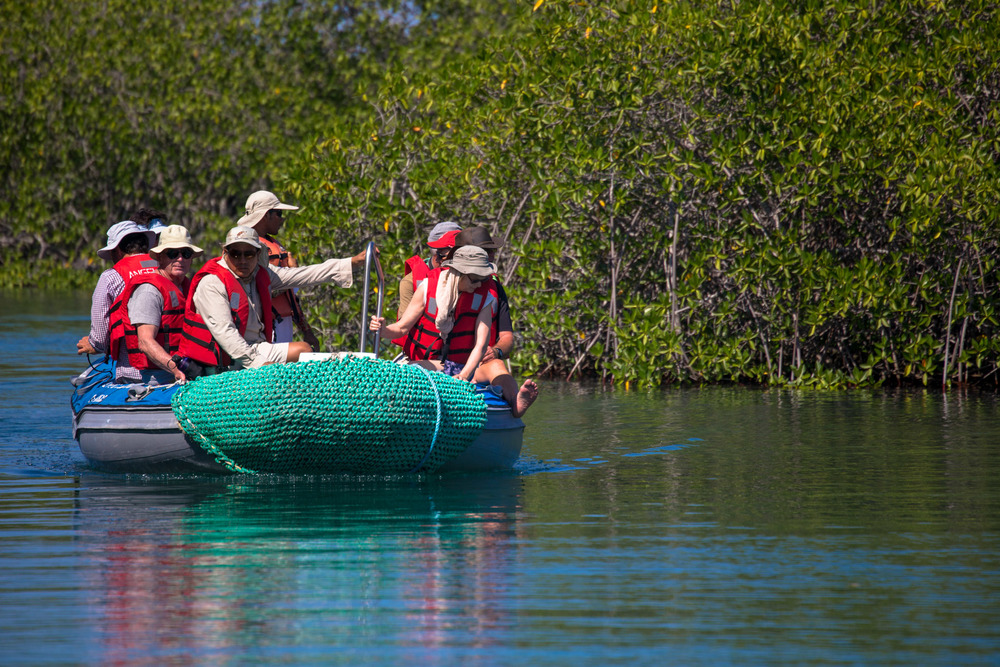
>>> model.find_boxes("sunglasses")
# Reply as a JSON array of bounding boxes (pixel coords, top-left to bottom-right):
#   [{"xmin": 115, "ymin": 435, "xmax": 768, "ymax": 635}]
[
  {"xmin": 164, "ymin": 248, "xmax": 194, "ymax": 260},
  {"xmin": 435, "ymin": 249, "xmax": 450, "ymax": 260},
  {"xmin": 227, "ymin": 249, "xmax": 258, "ymax": 260}
]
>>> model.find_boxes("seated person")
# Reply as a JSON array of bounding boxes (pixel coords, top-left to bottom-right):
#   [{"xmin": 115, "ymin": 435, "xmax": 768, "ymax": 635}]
[
  {"xmin": 396, "ymin": 221, "xmax": 462, "ymax": 318},
  {"xmin": 107, "ymin": 226, "xmax": 202, "ymax": 384},
  {"xmin": 77, "ymin": 221, "xmax": 158, "ymax": 356},
  {"xmin": 237, "ymin": 190, "xmax": 320, "ymax": 350},
  {"xmin": 176, "ymin": 226, "xmax": 367, "ymax": 376},
  {"xmin": 370, "ymin": 246, "xmax": 537, "ymax": 417},
  {"xmin": 449, "ymin": 226, "xmax": 516, "ymax": 360},
  {"xmin": 131, "ymin": 208, "xmax": 169, "ymax": 236},
  {"xmin": 449, "ymin": 226, "xmax": 519, "ymax": 398}
]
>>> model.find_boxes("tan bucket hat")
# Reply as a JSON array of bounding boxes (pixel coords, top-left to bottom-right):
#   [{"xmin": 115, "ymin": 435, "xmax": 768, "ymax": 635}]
[
  {"xmin": 442, "ymin": 246, "xmax": 497, "ymax": 280},
  {"xmin": 150, "ymin": 225, "xmax": 203, "ymax": 257}
]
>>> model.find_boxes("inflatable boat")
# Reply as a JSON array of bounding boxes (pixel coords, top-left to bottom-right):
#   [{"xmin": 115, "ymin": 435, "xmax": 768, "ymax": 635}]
[
  {"xmin": 71, "ymin": 357, "xmax": 524, "ymax": 474},
  {"xmin": 70, "ymin": 243, "xmax": 524, "ymax": 475}
]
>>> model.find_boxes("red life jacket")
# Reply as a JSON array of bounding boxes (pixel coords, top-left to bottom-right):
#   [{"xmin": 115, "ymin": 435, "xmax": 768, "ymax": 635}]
[
  {"xmin": 108, "ymin": 272, "xmax": 189, "ymax": 370},
  {"xmin": 392, "ymin": 255, "xmax": 432, "ymax": 347},
  {"xmin": 261, "ymin": 235, "xmax": 295, "ymax": 319},
  {"xmin": 178, "ymin": 257, "xmax": 274, "ymax": 367},
  {"xmin": 401, "ymin": 267, "xmax": 498, "ymax": 363},
  {"xmin": 113, "ymin": 254, "xmax": 159, "ymax": 284}
]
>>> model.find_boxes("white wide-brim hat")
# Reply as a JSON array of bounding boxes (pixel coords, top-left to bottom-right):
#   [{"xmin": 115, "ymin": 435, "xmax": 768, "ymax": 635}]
[
  {"xmin": 97, "ymin": 221, "xmax": 157, "ymax": 261},
  {"xmin": 237, "ymin": 190, "xmax": 299, "ymax": 228}
]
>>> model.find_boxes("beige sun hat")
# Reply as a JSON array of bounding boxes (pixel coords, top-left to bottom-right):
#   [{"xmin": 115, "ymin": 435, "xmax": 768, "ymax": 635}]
[
  {"xmin": 223, "ymin": 225, "xmax": 263, "ymax": 249},
  {"xmin": 149, "ymin": 225, "xmax": 203, "ymax": 257},
  {"xmin": 442, "ymin": 245, "xmax": 497, "ymax": 280},
  {"xmin": 236, "ymin": 190, "xmax": 299, "ymax": 228}
]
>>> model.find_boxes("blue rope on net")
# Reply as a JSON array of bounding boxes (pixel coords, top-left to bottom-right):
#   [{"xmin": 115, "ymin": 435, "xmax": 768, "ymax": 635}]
[{"xmin": 409, "ymin": 364, "xmax": 443, "ymax": 473}]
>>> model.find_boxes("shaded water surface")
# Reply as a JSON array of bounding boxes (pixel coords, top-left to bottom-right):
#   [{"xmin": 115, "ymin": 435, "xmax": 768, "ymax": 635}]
[{"xmin": 1, "ymin": 290, "xmax": 999, "ymax": 665}]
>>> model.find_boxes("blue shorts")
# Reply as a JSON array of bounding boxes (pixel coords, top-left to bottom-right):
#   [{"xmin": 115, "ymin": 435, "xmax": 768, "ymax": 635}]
[{"xmin": 440, "ymin": 360, "xmax": 464, "ymax": 377}]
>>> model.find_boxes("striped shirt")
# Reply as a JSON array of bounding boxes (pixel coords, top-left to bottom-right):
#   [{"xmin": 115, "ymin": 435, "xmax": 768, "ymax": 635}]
[
  {"xmin": 87, "ymin": 268, "xmax": 143, "ymax": 382},
  {"xmin": 87, "ymin": 269, "xmax": 125, "ymax": 354}
]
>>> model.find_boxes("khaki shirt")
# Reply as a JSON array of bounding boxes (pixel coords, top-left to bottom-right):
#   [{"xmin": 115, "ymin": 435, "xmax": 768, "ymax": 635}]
[{"xmin": 192, "ymin": 257, "xmax": 354, "ymax": 368}]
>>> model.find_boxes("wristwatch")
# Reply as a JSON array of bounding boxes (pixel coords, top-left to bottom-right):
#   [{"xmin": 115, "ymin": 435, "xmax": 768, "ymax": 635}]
[{"xmin": 493, "ymin": 347, "xmax": 504, "ymax": 360}]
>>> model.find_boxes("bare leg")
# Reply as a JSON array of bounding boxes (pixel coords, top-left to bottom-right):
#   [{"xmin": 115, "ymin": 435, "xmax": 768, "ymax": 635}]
[
  {"xmin": 285, "ymin": 341, "xmax": 313, "ymax": 363},
  {"xmin": 475, "ymin": 360, "xmax": 519, "ymax": 408},
  {"xmin": 513, "ymin": 379, "xmax": 538, "ymax": 418},
  {"xmin": 475, "ymin": 361, "xmax": 540, "ymax": 417}
]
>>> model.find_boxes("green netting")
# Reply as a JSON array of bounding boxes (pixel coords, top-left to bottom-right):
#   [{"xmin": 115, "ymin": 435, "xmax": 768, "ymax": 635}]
[{"xmin": 170, "ymin": 356, "xmax": 487, "ymax": 474}]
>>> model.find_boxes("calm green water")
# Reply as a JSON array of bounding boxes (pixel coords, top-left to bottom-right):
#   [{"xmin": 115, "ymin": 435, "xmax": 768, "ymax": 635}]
[{"xmin": 1, "ymin": 290, "xmax": 999, "ymax": 665}]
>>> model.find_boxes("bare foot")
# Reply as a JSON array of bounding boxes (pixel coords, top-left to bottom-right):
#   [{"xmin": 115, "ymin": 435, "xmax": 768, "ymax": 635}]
[{"xmin": 512, "ymin": 379, "xmax": 538, "ymax": 418}]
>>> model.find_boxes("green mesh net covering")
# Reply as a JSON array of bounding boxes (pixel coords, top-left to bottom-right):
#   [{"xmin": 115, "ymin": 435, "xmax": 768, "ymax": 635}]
[{"xmin": 170, "ymin": 356, "xmax": 487, "ymax": 474}]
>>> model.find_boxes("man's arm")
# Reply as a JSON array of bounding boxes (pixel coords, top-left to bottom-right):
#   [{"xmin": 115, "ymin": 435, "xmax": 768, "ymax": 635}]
[
  {"xmin": 269, "ymin": 250, "xmax": 366, "ymax": 292},
  {"xmin": 397, "ymin": 276, "xmax": 415, "ymax": 317},
  {"xmin": 481, "ymin": 282, "xmax": 513, "ymax": 364},
  {"xmin": 77, "ymin": 336, "xmax": 98, "ymax": 355},
  {"xmin": 136, "ymin": 325, "xmax": 186, "ymax": 383},
  {"xmin": 129, "ymin": 284, "xmax": 185, "ymax": 382},
  {"xmin": 482, "ymin": 330, "xmax": 515, "ymax": 364},
  {"xmin": 191, "ymin": 275, "xmax": 256, "ymax": 366},
  {"xmin": 372, "ymin": 282, "xmax": 426, "ymax": 339}
]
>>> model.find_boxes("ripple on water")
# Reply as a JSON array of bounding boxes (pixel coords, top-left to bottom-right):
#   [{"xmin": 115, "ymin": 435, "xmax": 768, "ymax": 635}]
[{"xmin": 2, "ymin": 294, "xmax": 1000, "ymax": 665}]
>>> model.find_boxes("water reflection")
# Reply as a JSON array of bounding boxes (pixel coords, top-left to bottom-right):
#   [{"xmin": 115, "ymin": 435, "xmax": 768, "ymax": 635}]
[
  {"xmin": 4, "ymin": 291, "xmax": 1000, "ymax": 665},
  {"xmin": 523, "ymin": 384, "xmax": 1000, "ymax": 534},
  {"xmin": 73, "ymin": 474, "xmax": 523, "ymax": 662}
]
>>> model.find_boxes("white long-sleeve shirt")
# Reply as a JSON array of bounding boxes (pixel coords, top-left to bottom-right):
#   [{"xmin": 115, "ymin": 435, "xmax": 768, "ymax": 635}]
[{"xmin": 191, "ymin": 257, "xmax": 354, "ymax": 368}]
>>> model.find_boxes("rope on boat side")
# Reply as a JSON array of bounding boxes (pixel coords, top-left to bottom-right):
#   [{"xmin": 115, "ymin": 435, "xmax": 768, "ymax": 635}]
[
  {"xmin": 176, "ymin": 413, "xmax": 257, "ymax": 474},
  {"xmin": 410, "ymin": 364, "xmax": 444, "ymax": 473}
]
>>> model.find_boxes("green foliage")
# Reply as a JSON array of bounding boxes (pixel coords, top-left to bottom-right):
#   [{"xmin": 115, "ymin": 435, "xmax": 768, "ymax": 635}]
[
  {"xmin": 7, "ymin": 0, "xmax": 1000, "ymax": 389},
  {"xmin": 283, "ymin": 0, "xmax": 1000, "ymax": 389},
  {"xmin": 0, "ymin": 0, "xmax": 515, "ymax": 288}
]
